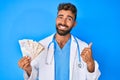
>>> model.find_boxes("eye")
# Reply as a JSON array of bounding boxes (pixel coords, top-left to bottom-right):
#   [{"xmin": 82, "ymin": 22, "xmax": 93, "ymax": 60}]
[
  {"xmin": 67, "ymin": 17, "xmax": 73, "ymax": 22},
  {"xmin": 57, "ymin": 15, "xmax": 63, "ymax": 19}
]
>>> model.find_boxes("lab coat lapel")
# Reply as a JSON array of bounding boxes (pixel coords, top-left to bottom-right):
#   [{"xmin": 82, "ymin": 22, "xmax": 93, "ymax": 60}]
[
  {"xmin": 69, "ymin": 35, "xmax": 77, "ymax": 80},
  {"xmin": 46, "ymin": 34, "xmax": 55, "ymax": 65},
  {"xmin": 46, "ymin": 43, "xmax": 54, "ymax": 64},
  {"xmin": 44, "ymin": 34, "xmax": 55, "ymax": 80}
]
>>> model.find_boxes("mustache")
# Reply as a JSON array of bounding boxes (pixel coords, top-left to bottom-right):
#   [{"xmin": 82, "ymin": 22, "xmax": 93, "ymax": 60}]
[{"xmin": 58, "ymin": 23, "xmax": 69, "ymax": 28}]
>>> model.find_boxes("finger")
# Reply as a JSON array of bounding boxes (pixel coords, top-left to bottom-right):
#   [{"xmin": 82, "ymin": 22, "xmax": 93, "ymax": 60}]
[
  {"xmin": 19, "ymin": 56, "xmax": 29, "ymax": 64},
  {"xmin": 20, "ymin": 56, "xmax": 28, "ymax": 62},
  {"xmin": 23, "ymin": 56, "xmax": 31, "ymax": 61},
  {"xmin": 23, "ymin": 62, "xmax": 30, "ymax": 69},
  {"xmin": 88, "ymin": 42, "xmax": 93, "ymax": 48},
  {"xmin": 18, "ymin": 56, "xmax": 30, "ymax": 67},
  {"xmin": 81, "ymin": 54, "xmax": 87, "ymax": 62}
]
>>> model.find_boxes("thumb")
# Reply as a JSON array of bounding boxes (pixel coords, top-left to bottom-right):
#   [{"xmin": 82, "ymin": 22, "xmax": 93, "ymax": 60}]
[{"xmin": 88, "ymin": 42, "xmax": 93, "ymax": 48}]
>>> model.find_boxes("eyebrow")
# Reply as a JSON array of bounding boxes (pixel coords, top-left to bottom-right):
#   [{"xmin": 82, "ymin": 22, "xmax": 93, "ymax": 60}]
[
  {"xmin": 57, "ymin": 14, "xmax": 74, "ymax": 20},
  {"xmin": 57, "ymin": 14, "xmax": 63, "ymax": 17}
]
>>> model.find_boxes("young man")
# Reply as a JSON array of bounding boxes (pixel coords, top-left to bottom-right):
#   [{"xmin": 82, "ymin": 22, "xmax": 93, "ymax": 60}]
[{"xmin": 18, "ymin": 3, "xmax": 101, "ymax": 80}]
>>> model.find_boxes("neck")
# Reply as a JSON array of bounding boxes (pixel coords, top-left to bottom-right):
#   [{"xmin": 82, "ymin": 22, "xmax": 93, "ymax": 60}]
[{"xmin": 55, "ymin": 33, "xmax": 71, "ymax": 48}]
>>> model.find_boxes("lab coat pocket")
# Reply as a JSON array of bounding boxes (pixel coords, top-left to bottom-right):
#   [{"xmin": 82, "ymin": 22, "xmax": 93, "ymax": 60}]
[
  {"xmin": 39, "ymin": 62, "xmax": 54, "ymax": 80},
  {"xmin": 72, "ymin": 60, "xmax": 86, "ymax": 80}
]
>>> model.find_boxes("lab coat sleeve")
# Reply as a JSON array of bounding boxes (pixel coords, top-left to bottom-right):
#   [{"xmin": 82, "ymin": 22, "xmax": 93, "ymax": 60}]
[
  {"xmin": 24, "ymin": 67, "xmax": 39, "ymax": 80},
  {"xmin": 86, "ymin": 60, "xmax": 101, "ymax": 80}
]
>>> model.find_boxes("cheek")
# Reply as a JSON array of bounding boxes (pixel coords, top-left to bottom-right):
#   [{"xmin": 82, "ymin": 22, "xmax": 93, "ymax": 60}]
[
  {"xmin": 56, "ymin": 19, "xmax": 60, "ymax": 25},
  {"xmin": 67, "ymin": 22, "xmax": 74, "ymax": 27}
]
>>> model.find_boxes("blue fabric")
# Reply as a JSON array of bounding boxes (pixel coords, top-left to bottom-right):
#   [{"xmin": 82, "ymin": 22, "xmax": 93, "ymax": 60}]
[{"xmin": 54, "ymin": 38, "xmax": 71, "ymax": 80}]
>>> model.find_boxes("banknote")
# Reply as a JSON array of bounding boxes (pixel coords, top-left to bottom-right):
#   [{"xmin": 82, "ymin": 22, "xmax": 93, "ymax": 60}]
[{"xmin": 19, "ymin": 39, "xmax": 44, "ymax": 60}]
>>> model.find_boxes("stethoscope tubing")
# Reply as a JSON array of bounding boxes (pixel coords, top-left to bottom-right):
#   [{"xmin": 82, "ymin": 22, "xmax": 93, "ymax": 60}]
[{"xmin": 47, "ymin": 35, "xmax": 83, "ymax": 68}]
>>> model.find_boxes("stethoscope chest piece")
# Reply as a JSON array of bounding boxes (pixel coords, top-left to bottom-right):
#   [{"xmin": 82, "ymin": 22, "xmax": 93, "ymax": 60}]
[{"xmin": 78, "ymin": 62, "xmax": 84, "ymax": 69}]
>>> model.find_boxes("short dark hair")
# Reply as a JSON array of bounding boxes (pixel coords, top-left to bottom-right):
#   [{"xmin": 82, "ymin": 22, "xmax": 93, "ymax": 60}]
[{"xmin": 57, "ymin": 3, "xmax": 77, "ymax": 20}]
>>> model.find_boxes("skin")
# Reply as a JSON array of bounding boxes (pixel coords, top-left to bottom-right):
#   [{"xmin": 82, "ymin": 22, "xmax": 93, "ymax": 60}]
[
  {"xmin": 56, "ymin": 10, "xmax": 95, "ymax": 72},
  {"xmin": 55, "ymin": 10, "xmax": 76, "ymax": 48},
  {"xmin": 81, "ymin": 42, "xmax": 95, "ymax": 72},
  {"xmin": 18, "ymin": 56, "xmax": 32, "ymax": 76},
  {"xmin": 18, "ymin": 10, "xmax": 95, "ymax": 77}
]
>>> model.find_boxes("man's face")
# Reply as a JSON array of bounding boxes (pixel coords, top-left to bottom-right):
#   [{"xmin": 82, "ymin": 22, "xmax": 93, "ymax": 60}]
[{"xmin": 56, "ymin": 10, "xmax": 76, "ymax": 36}]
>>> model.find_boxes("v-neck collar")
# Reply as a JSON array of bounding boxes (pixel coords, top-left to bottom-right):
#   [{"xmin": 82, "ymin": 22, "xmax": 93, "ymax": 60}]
[{"xmin": 54, "ymin": 37, "xmax": 71, "ymax": 51}]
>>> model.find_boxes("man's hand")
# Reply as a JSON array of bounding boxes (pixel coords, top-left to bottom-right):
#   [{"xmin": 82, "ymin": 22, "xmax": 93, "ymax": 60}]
[
  {"xmin": 81, "ymin": 42, "xmax": 95, "ymax": 72},
  {"xmin": 18, "ymin": 56, "xmax": 32, "ymax": 76}
]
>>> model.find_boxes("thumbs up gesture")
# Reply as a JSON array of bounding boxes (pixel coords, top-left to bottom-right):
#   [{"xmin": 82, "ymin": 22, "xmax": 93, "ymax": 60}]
[{"xmin": 81, "ymin": 42, "xmax": 95, "ymax": 72}]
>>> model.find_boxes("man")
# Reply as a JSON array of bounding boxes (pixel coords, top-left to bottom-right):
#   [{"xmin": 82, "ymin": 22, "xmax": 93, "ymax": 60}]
[{"xmin": 18, "ymin": 3, "xmax": 101, "ymax": 80}]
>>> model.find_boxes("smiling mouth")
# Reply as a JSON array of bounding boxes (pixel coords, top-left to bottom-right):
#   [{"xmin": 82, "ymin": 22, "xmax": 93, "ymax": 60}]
[{"xmin": 59, "ymin": 25, "xmax": 68, "ymax": 30}]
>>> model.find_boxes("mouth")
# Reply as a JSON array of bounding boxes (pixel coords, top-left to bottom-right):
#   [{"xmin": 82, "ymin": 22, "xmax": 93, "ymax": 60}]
[
  {"xmin": 58, "ymin": 25, "xmax": 68, "ymax": 30},
  {"xmin": 56, "ymin": 24, "xmax": 72, "ymax": 36}
]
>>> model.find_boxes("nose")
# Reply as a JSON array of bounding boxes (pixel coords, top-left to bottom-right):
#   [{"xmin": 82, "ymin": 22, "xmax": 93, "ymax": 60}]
[{"xmin": 61, "ymin": 18, "xmax": 67, "ymax": 25}]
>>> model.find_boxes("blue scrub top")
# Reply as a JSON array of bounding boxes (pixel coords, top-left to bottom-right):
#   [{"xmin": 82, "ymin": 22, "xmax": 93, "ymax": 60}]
[{"xmin": 54, "ymin": 38, "xmax": 71, "ymax": 80}]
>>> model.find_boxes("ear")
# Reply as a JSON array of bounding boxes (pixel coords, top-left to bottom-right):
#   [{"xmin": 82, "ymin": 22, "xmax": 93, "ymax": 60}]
[{"xmin": 73, "ymin": 21, "xmax": 77, "ymax": 27}]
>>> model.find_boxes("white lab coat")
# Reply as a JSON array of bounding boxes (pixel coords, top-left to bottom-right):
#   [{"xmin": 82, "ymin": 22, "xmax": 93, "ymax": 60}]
[{"xmin": 24, "ymin": 34, "xmax": 101, "ymax": 80}]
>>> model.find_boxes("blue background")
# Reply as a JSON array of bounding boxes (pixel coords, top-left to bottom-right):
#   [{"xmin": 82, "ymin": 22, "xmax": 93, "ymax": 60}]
[{"xmin": 0, "ymin": 0, "xmax": 120, "ymax": 80}]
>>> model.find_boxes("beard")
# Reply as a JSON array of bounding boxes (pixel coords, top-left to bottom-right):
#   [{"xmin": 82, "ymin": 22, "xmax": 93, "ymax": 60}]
[{"xmin": 56, "ymin": 23, "xmax": 73, "ymax": 36}]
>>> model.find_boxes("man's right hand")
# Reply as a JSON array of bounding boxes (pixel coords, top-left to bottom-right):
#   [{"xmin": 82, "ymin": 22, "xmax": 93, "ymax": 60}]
[{"xmin": 18, "ymin": 56, "xmax": 32, "ymax": 76}]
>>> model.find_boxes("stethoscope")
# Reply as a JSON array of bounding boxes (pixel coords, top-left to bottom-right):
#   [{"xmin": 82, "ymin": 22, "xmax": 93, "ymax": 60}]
[{"xmin": 46, "ymin": 35, "xmax": 84, "ymax": 68}]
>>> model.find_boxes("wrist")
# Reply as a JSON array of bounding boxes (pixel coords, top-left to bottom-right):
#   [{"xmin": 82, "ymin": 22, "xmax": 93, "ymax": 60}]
[
  {"xmin": 25, "ymin": 66, "xmax": 32, "ymax": 76},
  {"xmin": 87, "ymin": 60, "xmax": 95, "ymax": 73}
]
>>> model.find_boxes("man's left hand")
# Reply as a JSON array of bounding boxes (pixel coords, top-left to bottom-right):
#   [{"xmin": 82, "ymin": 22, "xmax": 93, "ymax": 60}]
[{"xmin": 81, "ymin": 42, "xmax": 95, "ymax": 72}]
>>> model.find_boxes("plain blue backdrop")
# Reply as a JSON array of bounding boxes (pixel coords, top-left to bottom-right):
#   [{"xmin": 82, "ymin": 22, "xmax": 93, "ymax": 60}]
[{"xmin": 0, "ymin": 0, "xmax": 120, "ymax": 80}]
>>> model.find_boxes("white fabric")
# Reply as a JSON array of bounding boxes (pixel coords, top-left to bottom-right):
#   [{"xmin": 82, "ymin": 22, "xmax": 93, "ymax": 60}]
[{"xmin": 23, "ymin": 34, "xmax": 101, "ymax": 80}]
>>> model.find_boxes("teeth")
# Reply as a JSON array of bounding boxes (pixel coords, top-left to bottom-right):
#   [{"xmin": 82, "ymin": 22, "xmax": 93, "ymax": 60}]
[{"xmin": 60, "ymin": 25, "xmax": 66, "ymax": 29}]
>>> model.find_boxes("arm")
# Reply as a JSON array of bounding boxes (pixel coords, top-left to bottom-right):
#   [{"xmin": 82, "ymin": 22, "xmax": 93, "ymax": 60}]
[
  {"xmin": 81, "ymin": 43, "xmax": 95, "ymax": 72},
  {"xmin": 86, "ymin": 60, "xmax": 101, "ymax": 80},
  {"xmin": 81, "ymin": 43, "xmax": 101, "ymax": 79}
]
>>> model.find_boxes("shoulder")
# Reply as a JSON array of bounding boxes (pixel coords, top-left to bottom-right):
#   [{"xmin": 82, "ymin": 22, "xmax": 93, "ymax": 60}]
[
  {"xmin": 77, "ymin": 37, "xmax": 88, "ymax": 47},
  {"xmin": 38, "ymin": 34, "xmax": 54, "ymax": 46},
  {"xmin": 71, "ymin": 35, "xmax": 88, "ymax": 50}
]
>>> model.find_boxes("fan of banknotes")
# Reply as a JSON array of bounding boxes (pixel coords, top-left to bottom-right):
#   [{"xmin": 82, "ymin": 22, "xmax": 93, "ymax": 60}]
[{"xmin": 19, "ymin": 39, "xmax": 44, "ymax": 60}]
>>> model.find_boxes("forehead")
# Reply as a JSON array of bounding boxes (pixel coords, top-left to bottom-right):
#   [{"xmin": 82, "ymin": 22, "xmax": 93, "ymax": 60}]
[{"xmin": 57, "ymin": 10, "xmax": 75, "ymax": 18}]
